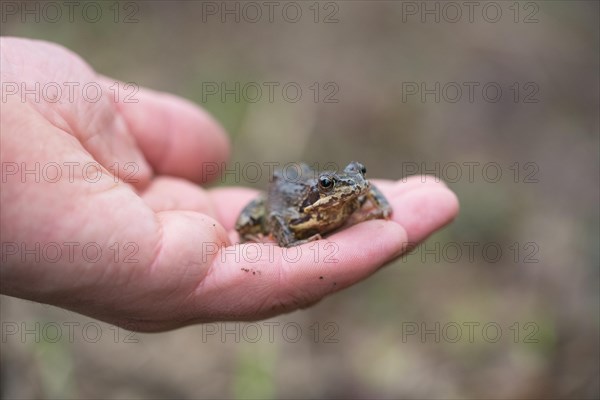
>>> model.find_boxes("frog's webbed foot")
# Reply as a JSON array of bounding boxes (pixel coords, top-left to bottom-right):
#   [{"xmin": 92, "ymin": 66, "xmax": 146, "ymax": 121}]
[
  {"xmin": 284, "ymin": 233, "xmax": 323, "ymax": 248},
  {"xmin": 235, "ymin": 195, "xmax": 268, "ymax": 243},
  {"xmin": 243, "ymin": 233, "xmax": 267, "ymax": 243},
  {"xmin": 360, "ymin": 185, "xmax": 393, "ymax": 221}
]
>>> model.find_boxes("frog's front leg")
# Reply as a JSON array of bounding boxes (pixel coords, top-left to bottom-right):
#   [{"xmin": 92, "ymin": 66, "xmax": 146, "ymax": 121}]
[
  {"xmin": 362, "ymin": 185, "xmax": 393, "ymax": 220},
  {"xmin": 270, "ymin": 213, "xmax": 323, "ymax": 247},
  {"xmin": 268, "ymin": 212, "xmax": 300, "ymax": 248},
  {"xmin": 235, "ymin": 195, "xmax": 268, "ymax": 243}
]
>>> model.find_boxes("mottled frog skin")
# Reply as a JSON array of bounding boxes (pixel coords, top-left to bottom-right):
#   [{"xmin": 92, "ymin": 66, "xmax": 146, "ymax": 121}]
[{"xmin": 235, "ymin": 162, "xmax": 392, "ymax": 247}]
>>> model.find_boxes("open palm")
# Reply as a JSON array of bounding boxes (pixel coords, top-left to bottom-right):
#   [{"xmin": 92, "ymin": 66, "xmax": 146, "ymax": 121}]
[{"xmin": 0, "ymin": 38, "xmax": 458, "ymax": 331}]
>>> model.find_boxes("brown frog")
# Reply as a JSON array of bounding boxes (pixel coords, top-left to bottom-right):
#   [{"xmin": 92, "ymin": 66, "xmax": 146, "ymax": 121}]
[{"xmin": 235, "ymin": 162, "xmax": 392, "ymax": 247}]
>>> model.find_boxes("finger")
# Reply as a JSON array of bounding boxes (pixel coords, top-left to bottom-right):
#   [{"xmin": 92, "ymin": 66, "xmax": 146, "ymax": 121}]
[
  {"xmin": 371, "ymin": 175, "xmax": 446, "ymax": 196},
  {"xmin": 185, "ymin": 220, "xmax": 407, "ymax": 321},
  {"xmin": 208, "ymin": 187, "xmax": 262, "ymax": 230},
  {"xmin": 177, "ymin": 181, "xmax": 458, "ymax": 320},
  {"xmin": 141, "ymin": 176, "xmax": 218, "ymax": 218},
  {"xmin": 384, "ymin": 184, "xmax": 459, "ymax": 244},
  {"xmin": 0, "ymin": 38, "xmax": 154, "ymax": 189},
  {"xmin": 101, "ymin": 78, "xmax": 230, "ymax": 184}
]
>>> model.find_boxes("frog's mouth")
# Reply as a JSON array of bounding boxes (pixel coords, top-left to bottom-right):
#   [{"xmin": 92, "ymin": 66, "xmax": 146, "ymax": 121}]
[{"xmin": 304, "ymin": 181, "xmax": 370, "ymax": 212}]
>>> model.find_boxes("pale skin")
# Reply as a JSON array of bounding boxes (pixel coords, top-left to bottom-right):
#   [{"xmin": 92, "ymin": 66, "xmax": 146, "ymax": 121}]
[{"xmin": 0, "ymin": 38, "xmax": 459, "ymax": 332}]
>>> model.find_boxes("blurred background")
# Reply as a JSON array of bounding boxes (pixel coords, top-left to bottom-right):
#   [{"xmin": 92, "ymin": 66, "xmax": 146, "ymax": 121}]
[{"xmin": 1, "ymin": 1, "xmax": 598, "ymax": 398}]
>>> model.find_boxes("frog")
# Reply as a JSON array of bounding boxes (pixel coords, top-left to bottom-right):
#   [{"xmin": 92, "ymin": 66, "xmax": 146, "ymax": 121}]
[{"xmin": 235, "ymin": 161, "xmax": 393, "ymax": 247}]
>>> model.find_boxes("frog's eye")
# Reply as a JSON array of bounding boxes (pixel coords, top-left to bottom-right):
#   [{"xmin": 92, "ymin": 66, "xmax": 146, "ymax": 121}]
[
  {"xmin": 360, "ymin": 165, "xmax": 367, "ymax": 175},
  {"xmin": 318, "ymin": 176, "xmax": 334, "ymax": 190}
]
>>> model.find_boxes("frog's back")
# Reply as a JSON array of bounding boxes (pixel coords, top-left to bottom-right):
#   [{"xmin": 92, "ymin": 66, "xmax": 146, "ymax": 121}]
[{"xmin": 267, "ymin": 164, "xmax": 315, "ymax": 215}]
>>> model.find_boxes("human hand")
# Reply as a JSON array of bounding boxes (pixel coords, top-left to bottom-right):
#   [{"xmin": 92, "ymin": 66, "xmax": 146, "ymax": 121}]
[{"xmin": 0, "ymin": 38, "xmax": 459, "ymax": 331}]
